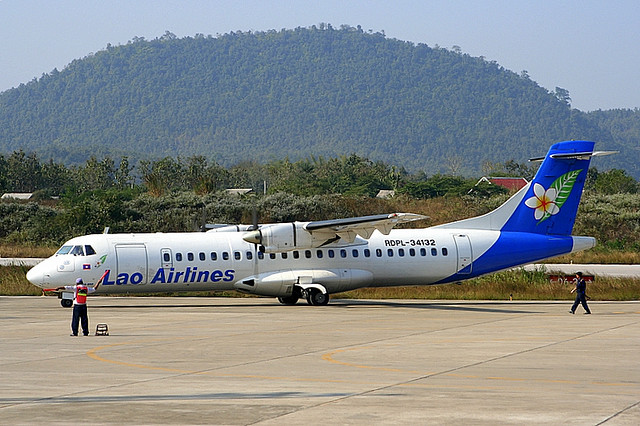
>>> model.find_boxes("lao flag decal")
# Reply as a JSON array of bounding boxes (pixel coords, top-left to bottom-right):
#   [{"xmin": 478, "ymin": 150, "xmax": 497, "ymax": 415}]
[{"xmin": 83, "ymin": 264, "xmax": 91, "ymax": 270}]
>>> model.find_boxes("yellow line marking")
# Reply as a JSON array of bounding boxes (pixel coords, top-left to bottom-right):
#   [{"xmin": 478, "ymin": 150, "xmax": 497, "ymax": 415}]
[
  {"xmin": 87, "ymin": 340, "xmax": 639, "ymax": 389},
  {"xmin": 87, "ymin": 341, "xmax": 189, "ymax": 373},
  {"xmin": 486, "ymin": 376, "xmax": 527, "ymax": 381},
  {"xmin": 322, "ymin": 347, "xmax": 424, "ymax": 373},
  {"xmin": 87, "ymin": 340, "xmax": 356, "ymax": 384}
]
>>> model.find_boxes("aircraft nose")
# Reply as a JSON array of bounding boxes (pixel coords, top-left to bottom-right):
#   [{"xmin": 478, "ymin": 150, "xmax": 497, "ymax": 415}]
[{"xmin": 26, "ymin": 265, "xmax": 44, "ymax": 286}]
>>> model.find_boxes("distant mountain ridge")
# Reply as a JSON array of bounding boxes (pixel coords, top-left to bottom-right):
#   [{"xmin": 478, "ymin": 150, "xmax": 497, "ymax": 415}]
[{"xmin": 0, "ymin": 25, "xmax": 638, "ymax": 176}]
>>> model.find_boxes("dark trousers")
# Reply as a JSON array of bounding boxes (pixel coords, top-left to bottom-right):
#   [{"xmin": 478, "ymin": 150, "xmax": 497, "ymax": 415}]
[
  {"xmin": 571, "ymin": 294, "xmax": 591, "ymax": 314},
  {"xmin": 71, "ymin": 304, "xmax": 89, "ymax": 335}
]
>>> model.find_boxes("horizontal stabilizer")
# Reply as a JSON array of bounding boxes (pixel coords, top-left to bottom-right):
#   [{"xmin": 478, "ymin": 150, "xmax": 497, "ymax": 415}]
[{"xmin": 529, "ymin": 150, "xmax": 618, "ymax": 162}]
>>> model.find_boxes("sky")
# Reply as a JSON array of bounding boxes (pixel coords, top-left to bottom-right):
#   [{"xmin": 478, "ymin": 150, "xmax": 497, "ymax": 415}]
[{"xmin": 1, "ymin": 0, "xmax": 638, "ymax": 112}]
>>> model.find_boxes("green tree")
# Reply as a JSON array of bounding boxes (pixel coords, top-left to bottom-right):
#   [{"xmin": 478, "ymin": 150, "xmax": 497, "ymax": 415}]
[
  {"xmin": 115, "ymin": 157, "xmax": 134, "ymax": 189},
  {"xmin": 69, "ymin": 156, "xmax": 117, "ymax": 193},
  {"xmin": 592, "ymin": 169, "xmax": 638, "ymax": 194},
  {"xmin": 139, "ymin": 157, "xmax": 186, "ymax": 196},
  {"xmin": 5, "ymin": 150, "xmax": 43, "ymax": 192}
]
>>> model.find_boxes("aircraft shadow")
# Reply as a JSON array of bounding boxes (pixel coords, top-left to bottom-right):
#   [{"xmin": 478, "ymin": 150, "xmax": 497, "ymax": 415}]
[
  {"xmin": 0, "ymin": 391, "xmax": 353, "ymax": 405},
  {"xmin": 331, "ymin": 299, "xmax": 541, "ymax": 314},
  {"xmin": 92, "ymin": 298, "xmax": 541, "ymax": 314}
]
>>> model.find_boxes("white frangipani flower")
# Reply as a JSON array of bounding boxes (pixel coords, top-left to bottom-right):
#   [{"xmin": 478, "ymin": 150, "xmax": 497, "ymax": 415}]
[{"xmin": 525, "ymin": 183, "xmax": 560, "ymax": 221}]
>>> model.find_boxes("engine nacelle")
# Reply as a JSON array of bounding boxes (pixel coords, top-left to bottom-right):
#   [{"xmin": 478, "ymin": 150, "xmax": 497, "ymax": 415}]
[
  {"xmin": 206, "ymin": 224, "xmax": 255, "ymax": 233},
  {"xmin": 235, "ymin": 270, "xmax": 298, "ymax": 296},
  {"xmin": 234, "ymin": 269, "xmax": 373, "ymax": 296},
  {"xmin": 243, "ymin": 222, "xmax": 329, "ymax": 253}
]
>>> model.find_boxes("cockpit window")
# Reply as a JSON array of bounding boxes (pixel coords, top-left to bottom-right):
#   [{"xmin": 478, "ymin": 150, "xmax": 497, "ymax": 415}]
[
  {"xmin": 70, "ymin": 245, "xmax": 85, "ymax": 256},
  {"xmin": 56, "ymin": 245, "xmax": 73, "ymax": 255},
  {"xmin": 56, "ymin": 244, "xmax": 95, "ymax": 256}
]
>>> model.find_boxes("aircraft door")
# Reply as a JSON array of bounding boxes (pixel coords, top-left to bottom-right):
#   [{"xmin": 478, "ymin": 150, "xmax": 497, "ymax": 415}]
[
  {"xmin": 115, "ymin": 244, "xmax": 149, "ymax": 284},
  {"xmin": 453, "ymin": 234, "xmax": 472, "ymax": 275},
  {"xmin": 160, "ymin": 248, "xmax": 173, "ymax": 268}
]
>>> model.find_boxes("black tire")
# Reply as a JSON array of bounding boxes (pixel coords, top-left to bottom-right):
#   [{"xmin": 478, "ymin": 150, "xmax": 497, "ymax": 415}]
[
  {"xmin": 307, "ymin": 289, "xmax": 329, "ymax": 306},
  {"xmin": 61, "ymin": 299, "xmax": 73, "ymax": 308},
  {"xmin": 277, "ymin": 295, "xmax": 299, "ymax": 305}
]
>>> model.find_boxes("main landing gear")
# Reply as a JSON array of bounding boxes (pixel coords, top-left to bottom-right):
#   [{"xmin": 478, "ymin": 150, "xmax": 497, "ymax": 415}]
[
  {"xmin": 306, "ymin": 288, "xmax": 329, "ymax": 306},
  {"xmin": 277, "ymin": 295, "xmax": 299, "ymax": 305},
  {"xmin": 276, "ymin": 287, "xmax": 330, "ymax": 306}
]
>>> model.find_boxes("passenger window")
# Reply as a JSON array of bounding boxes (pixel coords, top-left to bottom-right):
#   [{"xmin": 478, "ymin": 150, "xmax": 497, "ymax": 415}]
[
  {"xmin": 387, "ymin": 249, "xmax": 394, "ymax": 257},
  {"xmin": 222, "ymin": 252, "xmax": 229, "ymax": 261},
  {"xmin": 352, "ymin": 249, "xmax": 359, "ymax": 258},
  {"xmin": 210, "ymin": 252, "xmax": 217, "ymax": 261},
  {"xmin": 340, "ymin": 249, "xmax": 347, "ymax": 258},
  {"xmin": 246, "ymin": 251, "xmax": 253, "ymax": 260},
  {"xmin": 85, "ymin": 245, "xmax": 96, "ymax": 256},
  {"xmin": 163, "ymin": 253, "xmax": 171, "ymax": 262},
  {"xmin": 187, "ymin": 252, "xmax": 194, "ymax": 261},
  {"xmin": 364, "ymin": 249, "xmax": 371, "ymax": 258},
  {"xmin": 199, "ymin": 252, "xmax": 205, "ymax": 261},
  {"xmin": 316, "ymin": 250, "xmax": 323, "ymax": 259},
  {"xmin": 376, "ymin": 248, "xmax": 382, "ymax": 257},
  {"xmin": 399, "ymin": 248, "xmax": 405, "ymax": 257},
  {"xmin": 305, "ymin": 250, "xmax": 312, "ymax": 259},
  {"xmin": 328, "ymin": 250, "xmax": 335, "ymax": 258},
  {"xmin": 293, "ymin": 251, "xmax": 300, "ymax": 259},
  {"xmin": 420, "ymin": 248, "xmax": 427, "ymax": 256},
  {"xmin": 442, "ymin": 248, "xmax": 448, "ymax": 256},
  {"xmin": 409, "ymin": 248, "xmax": 415, "ymax": 257},
  {"xmin": 269, "ymin": 253, "xmax": 276, "ymax": 260},
  {"xmin": 176, "ymin": 253, "xmax": 183, "ymax": 261},
  {"xmin": 258, "ymin": 252, "xmax": 264, "ymax": 260},
  {"xmin": 431, "ymin": 248, "xmax": 437, "ymax": 256},
  {"xmin": 234, "ymin": 251, "xmax": 241, "ymax": 260},
  {"xmin": 282, "ymin": 252, "xmax": 288, "ymax": 259}
]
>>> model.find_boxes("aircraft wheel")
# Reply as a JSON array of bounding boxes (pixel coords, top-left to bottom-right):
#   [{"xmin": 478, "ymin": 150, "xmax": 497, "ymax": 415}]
[
  {"xmin": 307, "ymin": 289, "xmax": 329, "ymax": 306},
  {"xmin": 61, "ymin": 299, "xmax": 73, "ymax": 308},
  {"xmin": 277, "ymin": 296, "xmax": 299, "ymax": 305}
]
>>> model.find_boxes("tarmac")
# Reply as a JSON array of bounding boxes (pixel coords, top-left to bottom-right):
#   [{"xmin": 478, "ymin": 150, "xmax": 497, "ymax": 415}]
[{"xmin": 1, "ymin": 296, "xmax": 639, "ymax": 425}]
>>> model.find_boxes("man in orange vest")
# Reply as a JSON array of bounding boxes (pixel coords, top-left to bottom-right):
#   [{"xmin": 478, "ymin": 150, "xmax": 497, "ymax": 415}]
[{"xmin": 57, "ymin": 277, "xmax": 100, "ymax": 336}]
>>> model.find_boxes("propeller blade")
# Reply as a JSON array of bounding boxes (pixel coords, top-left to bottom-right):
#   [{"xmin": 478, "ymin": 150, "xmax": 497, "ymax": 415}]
[{"xmin": 251, "ymin": 206, "xmax": 258, "ymax": 231}]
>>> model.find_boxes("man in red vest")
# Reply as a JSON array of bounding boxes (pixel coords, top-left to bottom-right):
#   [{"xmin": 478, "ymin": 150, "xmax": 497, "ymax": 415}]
[{"xmin": 57, "ymin": 277, "xmax": 100, "ymax": 336}]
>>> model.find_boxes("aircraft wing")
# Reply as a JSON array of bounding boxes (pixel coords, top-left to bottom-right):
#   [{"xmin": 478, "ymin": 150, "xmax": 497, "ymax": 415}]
[{"xmin": 304, "ymin": 213, "xmax": 428, "ymax": 243}]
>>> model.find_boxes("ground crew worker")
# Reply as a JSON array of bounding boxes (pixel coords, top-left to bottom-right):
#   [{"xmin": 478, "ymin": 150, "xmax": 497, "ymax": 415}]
[
  {"xmin": 569, "ymin": 272, "xmax": 591, "ymax": 314},
  {"xmin": 57, "ymin": 277, "xmax": 100, "ymax": 336}
]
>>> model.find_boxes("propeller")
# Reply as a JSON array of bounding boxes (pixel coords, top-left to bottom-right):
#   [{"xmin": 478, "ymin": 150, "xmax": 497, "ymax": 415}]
[
  {"xmin": 243, "ymin": 201, "xmax": 262, "ymax": 242},
  {"xmin": 246, "ymin": 203, "xmax": 261, "ymax": 277}
]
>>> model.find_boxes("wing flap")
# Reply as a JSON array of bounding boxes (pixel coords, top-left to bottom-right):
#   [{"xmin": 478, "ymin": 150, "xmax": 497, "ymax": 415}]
[{"xmin": 305, "ymin": 213, "xmax": 427, "ymax": 243}]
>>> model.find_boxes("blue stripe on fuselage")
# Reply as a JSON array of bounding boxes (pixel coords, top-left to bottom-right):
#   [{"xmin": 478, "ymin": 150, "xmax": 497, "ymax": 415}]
[{"xmin": 436, "ymin": 231, "xmax": 573, "ymax": 284}]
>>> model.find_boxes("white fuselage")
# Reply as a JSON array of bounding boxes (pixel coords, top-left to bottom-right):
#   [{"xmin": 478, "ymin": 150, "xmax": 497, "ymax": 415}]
[
  {"xmin": 26, "ymin": 140, "xmax": 601, "ymax": 305},
  {"xmin": 27, "ymin": 227, "xmax": 502, "ymax": 294}
]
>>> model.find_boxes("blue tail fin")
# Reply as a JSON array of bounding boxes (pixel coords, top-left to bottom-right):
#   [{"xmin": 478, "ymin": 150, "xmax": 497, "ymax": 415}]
[
  {"xmin": 501, "ymin": 140, "xmax": 594, "ymax": 235},
  {"xmin": 435, "ymin": 140, "xmax": 594, "ymax": 236}
]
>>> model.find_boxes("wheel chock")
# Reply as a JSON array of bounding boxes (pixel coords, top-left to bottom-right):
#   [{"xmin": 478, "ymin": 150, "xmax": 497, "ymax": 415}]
[{"xmin": 95, "ymin": 323, "xmax": 109, "ymax": 336}]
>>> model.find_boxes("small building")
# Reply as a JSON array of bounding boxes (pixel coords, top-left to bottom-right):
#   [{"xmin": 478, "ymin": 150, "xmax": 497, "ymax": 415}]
[
  {"xmin": 1, "ymin": 193, "xmax": 33, "ymax": 200},
  {"xmin": 475, "ymin": 177, "xmax": 528, "ymax": 192},
  {"xmin": 376, "ymin": 189, "xmax": 395, "ymax": 199},
  {"xmin": 225, "ymin": 188, "xmax": 253, "ymax": 196}
]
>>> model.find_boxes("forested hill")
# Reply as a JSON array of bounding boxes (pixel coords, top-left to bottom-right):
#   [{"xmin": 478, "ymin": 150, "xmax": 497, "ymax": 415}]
[{"xmin": 0, "ymin": 25, "xmax": 637, "ymax": 175}]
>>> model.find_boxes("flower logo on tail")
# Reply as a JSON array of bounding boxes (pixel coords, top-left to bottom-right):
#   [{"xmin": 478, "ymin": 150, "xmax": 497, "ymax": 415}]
[
  {"xmin": 525, "ymin": 184, "xmax": 559, "ymax": 220},
  {"xmin": 525, "ymin": 169, "xmax": 582, "ymax": 224}
]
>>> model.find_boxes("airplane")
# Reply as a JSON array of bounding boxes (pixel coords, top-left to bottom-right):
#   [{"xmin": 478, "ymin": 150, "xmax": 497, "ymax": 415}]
[{"xmin": 27, "ymin": 140, "xmax": 611, "ymax": 307}]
